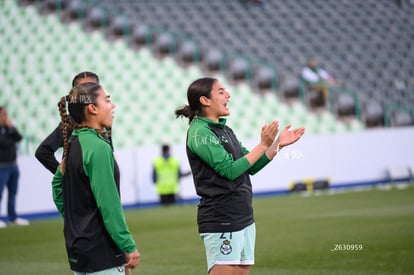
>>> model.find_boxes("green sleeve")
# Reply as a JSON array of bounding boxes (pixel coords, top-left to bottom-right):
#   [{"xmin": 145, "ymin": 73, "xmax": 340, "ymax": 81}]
[
  {"xmin": 188, "ymin": 125, "xmax": 251, "ymax": 181},
  {"xmin": 83, "ymin": 140, "xmax": 136, "ymax": 253},
  {"xmin": 51, "ymin": 166, "xmax": 64, "ymax": 218},
  {"xmin": 240, "ymin": 145, "xmax": 271, "ymax": 175}
]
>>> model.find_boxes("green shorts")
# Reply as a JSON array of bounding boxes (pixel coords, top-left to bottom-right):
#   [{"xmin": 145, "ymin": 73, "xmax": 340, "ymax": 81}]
[{"xmin": 200, "ymin": 223, "xmax": 256, "ymax": 272}]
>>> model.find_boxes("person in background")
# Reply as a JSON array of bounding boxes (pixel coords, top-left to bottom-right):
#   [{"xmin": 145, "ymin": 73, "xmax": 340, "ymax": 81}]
[
  {"xmin": 0, "ymin": 106, "xmax": 29, "ymax": 228},
  {"xmin": 152, "ymin": 144, "xmax": 191, "ymax": 206},
  {"xmin": 35, "ymin": 71, "xmax": 100, "ymax": 174},
  {"xmin": 51, "ymin": 82, "xmax": 140, "ymax": 274},
  {"xmin": 175, "ymin": 77, "xmax": 305, "ymax": 275},
  {"xmin": 300, "ymin": 56, "xmax": 340, "ymax": 105}
]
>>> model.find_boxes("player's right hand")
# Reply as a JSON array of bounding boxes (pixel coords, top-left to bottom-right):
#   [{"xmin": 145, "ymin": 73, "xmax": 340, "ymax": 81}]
[
  {"xmin": 125, "ymin": 249, "xmax": 140, "ymax": 269},
  {"xmin": 260, "ymin": 120, "xmax": 279, "ymax": 147}
]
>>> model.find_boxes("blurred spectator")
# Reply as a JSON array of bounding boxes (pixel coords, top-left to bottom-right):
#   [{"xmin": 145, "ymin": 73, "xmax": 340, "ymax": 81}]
[
  {"xmin": 300, "ymin": 56, "xmax": 340, "ymax": 105},
  {"xmin": 0, "ymin": 106, "xmax": 29, "ymax": 228},
  {"xmin": 152, "ymin": 144, "xmax": 191, "ymax": 206}
]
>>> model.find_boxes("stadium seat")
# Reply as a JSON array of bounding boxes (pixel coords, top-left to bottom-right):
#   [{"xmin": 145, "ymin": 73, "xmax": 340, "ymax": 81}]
[
  {"xmin": 17, "ymin": 0, "xmax": 39, "ymax": 7},
  {"xmin": 307, "ymin": 89, "xmax": 326, "ymax": 109},
  {"xmin": 106, "ymin": 15, "xmax": 131, "ymax": 41},
  {"xmin": 389, "ymin": 110, "xmax": 414, "ymax": 127},
  {"xmin": 176, "ymin": 40, "xmax": 200, "ymax": 66},
  {"xmin": 362, "ymin": 101, "xmax": 385, "ymax": 127},
  {"xmin": 152, "ymin": 32, "xmax": 176, "ymax": 58},
  {"xmin": 200, "ymin": 47, "xmax": 225, "ymax": 73},
  {"xmin": 62, "ymin": 0, "xmax": 87, "ymax": 21},
  {"xmin": 333, "ymin": 92, "xmax": 357, "ymax": 118},
  {"xmin": 128, "ymin": 23, "xmax": 152, "ymax": 50},
  {"xmin": 251, "ymin": 66, "xmax": 277, "ymax": 93},
  {"xmin": 39, "ymin": 0, "xmax": 66, "ymax": 14},
  {"xmin": 280, "ymin": 74, "xmax": 300, "ymax": 102},
  {"xmin": 82, "ymin": 7, "xmax": 109, "ymax": 32},
  {"xmin": 226, "ymin": 57, "xmax": 250, "ymax": 83}
]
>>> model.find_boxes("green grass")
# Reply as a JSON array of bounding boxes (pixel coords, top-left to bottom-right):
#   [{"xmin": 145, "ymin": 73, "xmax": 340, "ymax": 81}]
[{"xmin": 1, "ymin": 185, "xmax": 414, "ymax": 274}]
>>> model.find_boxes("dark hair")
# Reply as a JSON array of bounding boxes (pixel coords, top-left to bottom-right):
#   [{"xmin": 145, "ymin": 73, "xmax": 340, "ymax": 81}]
[
  {"xmin": 71, "ymin": 71, "xmax": 100, "ymax": 87},
  {"xmin": 162, "ymin": 144, "xmax": 170, "ymax": 154},
  {"xmin": 57, "ymin": 82, "xmax": 102, "ymax": 174},
  {"xmin": 175, "ymin": 77, "xmax": 217, "ymax": 124}
]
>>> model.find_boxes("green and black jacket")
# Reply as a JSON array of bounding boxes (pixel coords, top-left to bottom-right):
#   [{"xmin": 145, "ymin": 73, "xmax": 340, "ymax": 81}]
[
  {"xmin": 52, "ymin": 128, "xmax": 136, "ymax": 272},
  {"xmin": 186, "ymin": 117, "xmax": 271, "ymax": 233}
]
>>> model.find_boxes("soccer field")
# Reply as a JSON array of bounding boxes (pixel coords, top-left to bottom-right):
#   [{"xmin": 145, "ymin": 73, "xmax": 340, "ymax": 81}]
[{"xmin": 1, "ymin": 185, "xmax": 413, "ymax": 275}]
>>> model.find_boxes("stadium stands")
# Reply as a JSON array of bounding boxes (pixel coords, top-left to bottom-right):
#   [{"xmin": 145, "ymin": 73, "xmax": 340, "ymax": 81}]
[
  {"xmin": 79, "ymin": 0, "xmax": 414, "ymax": 127},
  {"xmin": 3, "ymin": 0, "xmax": 414, "ymax": 155}
]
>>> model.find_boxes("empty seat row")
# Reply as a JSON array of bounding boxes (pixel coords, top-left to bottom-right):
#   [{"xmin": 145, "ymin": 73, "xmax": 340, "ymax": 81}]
[{"xmin": 3, "ymin": 0, "xmax": 366, "ymax": 156}]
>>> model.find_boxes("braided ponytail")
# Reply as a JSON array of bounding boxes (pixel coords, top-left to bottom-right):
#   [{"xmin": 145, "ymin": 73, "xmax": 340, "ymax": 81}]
[{"xmin": 57, "ymin": 96, "xmax": 70, "ymax": 175}]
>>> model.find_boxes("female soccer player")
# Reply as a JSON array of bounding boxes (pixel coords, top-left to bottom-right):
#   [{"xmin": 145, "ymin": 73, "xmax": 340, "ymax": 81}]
[
  {"xmin": 51, "ymin": 82, "xmax": 140, "ymax": 274},
  {"xmin": 175, "ymin": 77, "xmax": 304, "ymax": 275}
]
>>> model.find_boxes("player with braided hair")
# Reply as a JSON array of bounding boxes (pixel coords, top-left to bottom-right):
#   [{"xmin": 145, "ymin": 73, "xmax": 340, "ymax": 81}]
[{"xmin": 52, "ymin": 82, "xmax": 140, "ymax": 274}]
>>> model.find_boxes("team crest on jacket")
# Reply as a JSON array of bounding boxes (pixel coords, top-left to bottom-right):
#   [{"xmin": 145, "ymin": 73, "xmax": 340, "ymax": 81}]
[
  {"xmin": 221, "ymin": 136, "xmax": 229, "ymax": 143},
  {"xmin": 220, "ymin": 240, "xmax": 232, "ymax": 255}
]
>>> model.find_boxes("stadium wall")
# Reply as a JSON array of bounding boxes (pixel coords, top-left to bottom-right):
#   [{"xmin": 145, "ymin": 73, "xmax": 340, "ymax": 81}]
[{"xmin": 1, "ymin": 127, "xmax": 413, "ymax": 218}]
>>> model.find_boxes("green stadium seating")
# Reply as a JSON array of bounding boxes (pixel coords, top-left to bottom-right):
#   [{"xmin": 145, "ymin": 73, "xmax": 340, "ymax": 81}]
[{"xmin": 1, "ymin": 0, "xmax": 364, "ymax": 155}]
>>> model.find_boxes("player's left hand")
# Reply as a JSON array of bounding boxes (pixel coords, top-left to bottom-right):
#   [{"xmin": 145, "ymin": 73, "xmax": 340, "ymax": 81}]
[{"xmin": 278, "ymin": 125, "xmax": 305, "ymax": 148}]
